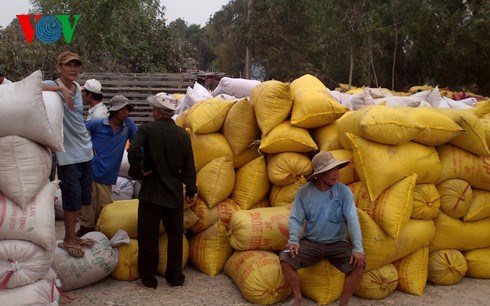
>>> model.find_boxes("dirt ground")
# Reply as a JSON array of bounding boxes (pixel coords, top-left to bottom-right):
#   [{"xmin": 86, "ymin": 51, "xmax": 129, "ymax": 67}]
[{"xmin": 55, "ymin": 221, "xmax": 490, "ymax": 306}]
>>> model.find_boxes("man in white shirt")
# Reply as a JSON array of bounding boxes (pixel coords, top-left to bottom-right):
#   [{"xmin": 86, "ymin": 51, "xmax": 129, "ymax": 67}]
[
  {"xmin": 0, "ymin": 67, "xmax": 12, "ymax": 85},
  {"xmin": 82, "ymin": 79, "xmax": 108, "ymax": 120}
]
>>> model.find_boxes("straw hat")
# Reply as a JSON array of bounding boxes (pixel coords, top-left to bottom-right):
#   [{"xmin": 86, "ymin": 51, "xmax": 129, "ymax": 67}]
[{"xmin": 306, "ymin": 152, "xmax": 350, "ymax": 181}]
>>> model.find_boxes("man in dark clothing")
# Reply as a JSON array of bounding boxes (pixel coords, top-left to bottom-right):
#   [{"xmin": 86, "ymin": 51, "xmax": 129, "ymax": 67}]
[{"xmin": 127, "ymin": 92, "xmax": 197, "ymax": 289}]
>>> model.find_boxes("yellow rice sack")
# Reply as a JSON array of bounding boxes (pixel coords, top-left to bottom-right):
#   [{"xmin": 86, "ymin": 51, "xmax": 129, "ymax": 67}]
[
  {"xmin": 429, "ymin": 212, "xmax": 490, "ymax": 252},
  {"xmin": 157, "ymin": 233, "xmax": 190, "ymax": 276},
  {"xmin": 189, "ymin": 221, "xmax": 232, "ymax": 276},
  {"xmin": 433, "ymin": 108, "xmax": 490, "ymax": 156},
  {"xmin": 474, "ymin": 99, "xmax": 490, "ymax": 118},
  {"xmin": 250, "ymin": 80, "xmax": 292, "ymax": 136},
  {"xmin": 111, "ymin": 239, "xmax": 139, "ymax": 281},
  {"xmin": 338, "ymin": 105, "xmax": 423, "ymax": 148},
  {"xmin": 398, "ymin": 106, "xmax": 463, "ymax": 146},
  {"xmin": 250, "ymin": 197, "xmax": 271, "ymax": 209},
  {"xmin": 190, "ymin": 132, "xmax": 233, "ymax": 172},
  {"xmin": 266, "ymin": 152, "xmax": 312, "ymax": 186},
  {"xmin": 196, "ymin": 156, "xmax": 235, "ymax": 209},
  {"xmin": 189, "ymin": 198, "xmax": 218, "ymax": 234},
  {"xmin": 233, "ymin": 143, "xmax": 261, "ymax": 169},
  {"xmin": 222, "ymin": 98, "xmax": 260, "ymax": 155},
  {"xmin": 437, "ymin": 144, "xmax": 490, "ymax": 191},
  {"xmin": 355, "ymin": 264, "xmax": 398, "ymax": 300},
  {"xmin": 229, "ymin": 206, "xmax": 290, "ymax": 251},
  {"xmin": 259, "ymin": 121, "xmax": 318, "ymax": 154},
  {"xmin": 436, "ymin": 179, "xmax": 473, "ymax": 219},
  {"xmin": 464, "ymin": 247, "xmax": 490, "ymax": 279},
  {"xmin": 330, "ymin": 149, "xmax": 359, "ymax": 185},
  {"xmin": 224, "ymin": 250, "xmax": 290, "ymax": 304},
  {"xmin": 217, "ymin": 198, "xmax": 241, "ymax": 230},
  {"xmin": 310, "ymin": 120, "xmax": 343, "ymax": 152},
  {"xmin": 350, "ymin": 174, "xmax": 416, "ymax": 239},
  {"xmin": 412, "ymin": 184, "xmax": 441, "ymax": 220},
  {"xmin": 185, "ymin": 98, "xmax": 234, "ymax": 134},
  {"xmin": 231, "ymin": 156, "xmax": 271, "ymax": 210},
  {"xmin": 349, "ymin": 133, "xmax": 440, "ymax": 201},
  {"xmin": 290, "ymin": 74, "xmax": 348, "ymax": 129},
  {"xmin": 393, "ymin": 245, "xmax": 429, "ymax": 296},
  {"xmin": 481, "ymin": 117, "xmax": 490, "ymax": 152},
  {"xmin": 298, "ymin": 260, "xmax": 344, "ymax": 305},
  {"xmin": 174, "ymin": 109, "xmax": 188, "ymax": 128},
  {"xmin": 269, "ymin": 177, "xmax": 306, "ymax": 208},
  {"xmin": 428, "ymin": 249, "xmax": 467, "ymax": 285},
  {"xmin": 358, "ymin": 209, "xmax": 435, "ymax": 270},
  {"xmin": 463, "ymin": 189, "xmax": 490, "ymax": 221}
]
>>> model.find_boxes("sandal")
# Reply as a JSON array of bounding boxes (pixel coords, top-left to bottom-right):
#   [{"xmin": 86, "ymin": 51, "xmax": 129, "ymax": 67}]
[
  {"xmin": 77, "ymin": 238, "xmax": 95, "ymax": 247},
  {"xmin": 58, "ymin": 242, "xmax": 84, "ymax": 258}
]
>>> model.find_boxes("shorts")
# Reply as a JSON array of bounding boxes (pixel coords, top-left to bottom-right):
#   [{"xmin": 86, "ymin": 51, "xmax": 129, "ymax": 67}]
[
  {"xmin": 279, "ymin": 239, "xmax": 355, "ymax": 274},
  {"xmin": 57, "ymin": 161, "xmax": 92, "ymax": 212}
]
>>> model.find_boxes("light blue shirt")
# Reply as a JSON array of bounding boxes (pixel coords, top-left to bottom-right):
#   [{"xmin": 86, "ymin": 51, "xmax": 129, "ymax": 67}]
[
  {"xmin": 43, "ymin": 80, "xmax": 93, "ymax": 165},
  {"xmin": 288, "ymin": 181, "xmax": 364, "ymax": 254}
]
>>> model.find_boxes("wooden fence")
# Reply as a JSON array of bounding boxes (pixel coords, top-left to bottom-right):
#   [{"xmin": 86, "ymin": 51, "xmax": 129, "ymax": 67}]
[{"xmin": 79, "ymin": 72, "xmax": 196, "ymax": 125}]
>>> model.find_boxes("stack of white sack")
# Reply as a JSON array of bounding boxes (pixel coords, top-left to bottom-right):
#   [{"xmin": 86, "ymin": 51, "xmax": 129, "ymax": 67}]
[
  {"xmin": 0, "ymin": 70, "xmax": 64, "ymax": 304},
  {"xmin": 211, "ymin": 77, "xmax": 261, "ymax": 99}
]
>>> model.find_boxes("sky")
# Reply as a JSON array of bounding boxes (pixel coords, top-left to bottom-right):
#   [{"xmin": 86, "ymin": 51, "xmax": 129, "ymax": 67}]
[{"xmin": 0, "ymin": 0, "xmax": 230, "ymax": 28}]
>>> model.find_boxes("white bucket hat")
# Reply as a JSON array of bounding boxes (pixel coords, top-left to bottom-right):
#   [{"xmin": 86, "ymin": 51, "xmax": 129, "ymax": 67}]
[
  {"xmin": 306, "ymin": 152, "xmax": 350, "ymax": 181},
  {"xmin": 82, "ymin": 79, "xmax": 102, "ymax": 94},
  {"xmin": 147, "ymin": 92, "xmax": 181, "ymax": 111}
]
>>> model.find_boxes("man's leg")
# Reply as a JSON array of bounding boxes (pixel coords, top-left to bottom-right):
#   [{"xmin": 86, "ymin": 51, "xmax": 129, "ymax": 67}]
[
  {"xmin": 64, "ymin": 210, "xmax": 80, "ymax": 245},
  {"xmin": 339, "ymin": 265, "xmax": 364, "ymax": 306},
  {"xmin": 137, "ymin": 200, "xmax": 161, "ymax": 288},
  {"xmin": 280, "ymin": 261, "xmax": 303, "ymax": 306},
  {"xmin": 161, "ymin": 206, "xmax": 185, "ymax": 286}
]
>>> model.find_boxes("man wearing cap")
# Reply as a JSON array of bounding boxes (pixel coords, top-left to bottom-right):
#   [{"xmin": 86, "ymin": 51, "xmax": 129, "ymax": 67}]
[
  {"xmin": 82, "ymin": 79, "xmax": 108, "ymax": 120},
  {"xmin": 41, "ymin": 51, "xmax": 94, "ymax": 257},
  {"xmin": 127, "ymin": 92, "xmax": 197, "ymax": 289},
  {"xmin": 0, "ymin": 67, "xmax": 12, "ymax": 85},
  {"xmin": 80, "ymin": 95, "xmax": 137, "ymax": 236},
  {"xmin": 280, "ymin": 151, "xmax": 365, "ymax": 306}
]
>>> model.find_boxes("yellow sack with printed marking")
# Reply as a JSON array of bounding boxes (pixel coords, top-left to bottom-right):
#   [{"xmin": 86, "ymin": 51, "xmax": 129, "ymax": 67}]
[
  {"xmin": 429, "ymin": 212, "xmax": 490, "ymax": 252},
  {"xmin": 428, "ymin": 249, "xmax": 467, "ymax": 285},
  {"xmin": 190, "ymin": 132, "xmax": 233, "ymax": 172},
  {"xmin": 437, "ymin": 144, "xmax": 490, "ymax": 192},
  {"xmin": 436, "ymin": 179, "xmax": 472, "ymax": 219},
  {"xmin": 222, "ymin": 98, "xmax": 260, "ymax": 155},
  {"xmin": 190, "ymin": 198, "xmax": 218, "ymax": 234},
  {"xmin": 250, "ymin": 80, "xmax": 292, "ymax": 136},
  {"xmin": 393, "ymin": 245, "xmax": 429, "ymax": 296},
  {"xmin": 259, "ymin": 121, "xmax": 318, "ymax": 154},
  {"xmin": 229, "ymin": 206, "xmax": 290, "ymax": 251},
  {"xmin": 186, "ymin": 98, "xmax": 234, "ymax": 134},
  {"xmin": 464, "ymin": 189, "xmax": 490, "ymax": 221},
  {"xmin": 349, "ymin": 133, "xmax": 441, "ymax": 201},
  {"xmin": 338, "ymin": 105, "xmax": 423, "ymax": 149},
  {"xmin": 266, "ymin": 152, "xmax": 312, "ymax": 186},
  {"xmin": 464, "ymin": 247, "xmax": 490, "ymax": 279},
  {"xmin": 298, "ymin": 260, "xmax": 344, "ymax": 305},
  {"xmin": 412, "ymin": 184, "xmax": 441, "ymax": 220},
  {"xmin": 224, "ymin": 250, "xmax": 290, "ymax": 304},
  {"xmin": 196, "ymin": 156, "xmax": 235, "ymax": 209},
  {"xmin": 290, "ymin": 74, "xmax": 348, "ymax": 129},
  {"xmin": 355, "ymin": 264, "xmax": 398, "ymax": 299}
]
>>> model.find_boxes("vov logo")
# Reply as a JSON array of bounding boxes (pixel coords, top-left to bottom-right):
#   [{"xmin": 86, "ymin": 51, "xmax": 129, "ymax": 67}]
[{"xmin": 16, "ymin": 14, "xmax": 80, "ymax": 44}]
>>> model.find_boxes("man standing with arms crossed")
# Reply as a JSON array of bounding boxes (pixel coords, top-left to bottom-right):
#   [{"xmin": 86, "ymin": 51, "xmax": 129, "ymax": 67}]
[
  {"xmin": 280, "ymin": 151, "xmax": 365, "ymax": 306},
  {"xmin": 127, "ymin": 92, "xmax": 197, "ymax": 289}
]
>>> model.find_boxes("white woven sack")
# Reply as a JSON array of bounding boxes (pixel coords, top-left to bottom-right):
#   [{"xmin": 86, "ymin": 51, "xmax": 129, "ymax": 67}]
[
  {"xmin": 0, "ymin": 268, "xmax": 60, "ymax": 305},
  {"xmin": 0, "ymin": 239, "xmax": 52, "ymax": 289},
  {"xmin": 211, "ymin": 77, "xmax": 261, "ymax": 98},
  {"xmin": 42, "ymin": 91, "xmax": 64, "ymax": 152},
  {"xmin": 53, "ymin": 230, "xmax": 130, "ymax": 291},
  {"xmin": 0, "ymin": 135, "xmax": 51, "ymax": 208},
  {"xmin": 112, "ymin": 176, "xmax": 135, "ymax": 200},
  {"xmin": 118, "ymin": 149, "xmax": 130, "ymax": 178},
  {"xmin": 0, "ymin": 70, "xmax": 62, "ymax": 151},
  {"xmin": 0, "ymin": 181, "xmax": 58, "ymax": 252}
]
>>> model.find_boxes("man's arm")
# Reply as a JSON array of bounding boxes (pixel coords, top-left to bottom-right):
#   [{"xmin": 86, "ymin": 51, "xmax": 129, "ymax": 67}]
[
  {"xmin": 41, "ymin": 82, "xmax": 74, "ymax": 110},
  {"xmin": 127, "ymin": 126, "xmax": 147, "ymax": 180}
]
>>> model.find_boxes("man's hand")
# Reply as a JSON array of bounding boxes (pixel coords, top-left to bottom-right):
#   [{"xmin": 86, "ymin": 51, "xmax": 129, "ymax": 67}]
[
  {"xmin": 60, "ymin": 86, "xmax": 74, "ymax": 111},
  {"xmin": 185, "ymin": 194, "xmax": 196, "ymax": 205},
  {"xmin": 285, "ymin": 243, "xmax": 299, "ymax": 258},
  {"xmin": 350, "ymin": 252, "xmax": 366, "ymax": 269}
]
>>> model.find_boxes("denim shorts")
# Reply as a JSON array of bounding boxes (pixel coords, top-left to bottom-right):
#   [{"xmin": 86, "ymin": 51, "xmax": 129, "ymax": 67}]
[
  {"xmin": 279, "ymin": 239, "xmax": 354, "ymax": 274},
  {"xmin": 57, "ymin": 161, "xmax": 92, "ymax": 211}
]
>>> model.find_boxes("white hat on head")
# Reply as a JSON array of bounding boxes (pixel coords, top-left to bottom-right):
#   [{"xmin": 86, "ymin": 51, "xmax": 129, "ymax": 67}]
[
  {"xmin": 82, "ymin": 79, "xmax": 102, "ymax": 94},
  {"xmin": 147, "ymin": 92, "xmax": 181, "ymax": 111},
  {"xmin": 306, "ymin": 151, "xmax": 350, "ymax": 181}
]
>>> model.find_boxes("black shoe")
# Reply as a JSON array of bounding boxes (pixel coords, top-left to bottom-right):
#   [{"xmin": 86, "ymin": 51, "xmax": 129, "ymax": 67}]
[
  {"xmin": 168, "ymin": 274, "xmax": 185, "ymax": 287},
  {"xmin": 141, "ymin": 276, "xmax": 158, "ymax": 289},
  {"xmin": 76, "ymin": 226, "xmax": 94, "ymax": 237}
]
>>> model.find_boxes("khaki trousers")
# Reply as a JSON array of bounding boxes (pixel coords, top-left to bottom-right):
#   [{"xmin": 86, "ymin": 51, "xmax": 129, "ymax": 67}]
[{"xmin": 79, "ymin": 182, "xmax": 113, "ymax": 228}]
